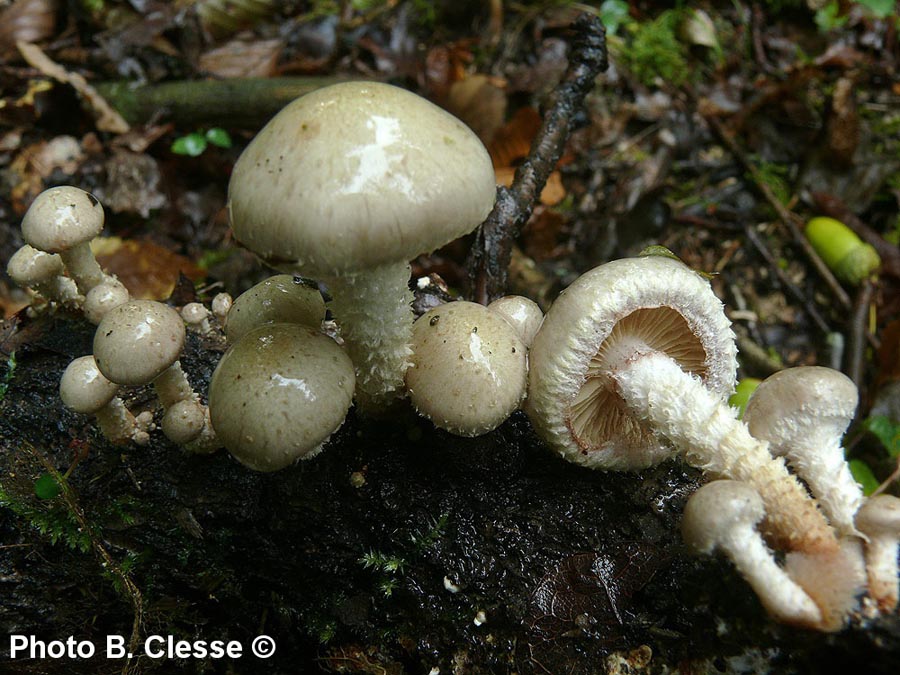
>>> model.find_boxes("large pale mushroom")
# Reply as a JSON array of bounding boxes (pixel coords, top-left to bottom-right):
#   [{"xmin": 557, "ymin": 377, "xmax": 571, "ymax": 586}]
[{"xmin": 227, "ymin": 81, "xmax": 496, "ymax": 412}]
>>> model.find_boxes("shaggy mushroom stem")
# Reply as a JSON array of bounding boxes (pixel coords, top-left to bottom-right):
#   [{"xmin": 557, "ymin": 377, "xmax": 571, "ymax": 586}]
[
  {"xmin": 325, "ymin": 263, "xmax": 414, "ymax": 412},
  {"xmin": 855, "ymin": 495, "xmax": 900, "ymax": 612},
  {"xmin": 613, "ymin": 351, "xmax": 837, "ymax": 554},
  {"xmin": 682, "ymin": 480, "xmax": 823, "ymax": 628}
]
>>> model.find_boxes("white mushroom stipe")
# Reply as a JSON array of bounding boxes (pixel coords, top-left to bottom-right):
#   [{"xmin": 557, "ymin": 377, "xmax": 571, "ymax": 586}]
[
  {"xmin": 407, "ymin": 301, "xmax": 527, "ymax": 436},
  {"xmin": 208, "ymin": 323, "xmax": 355, "ymax": 471},
  {"xmin": 487, "ymin": 295, "xmax": 544, "ymax": 348},
  {"xmin": 681, "ymin": 480, "xmax": 822, "ymax": 628},
  {"xmin": 59, "ymin": 355, "xmax": 151, "ymax": 446},
  {"xmin": 7, "ymin": 245, "xmax": 80, "ymax": 306},
  {"xmin": 744, "ymin": 367, "xmax": 863, "ymax": 537},
  {"xmin": 21, "ymin": 186, "xmax": 110, "ymax": 294},
  {"xmin": 855, "ymin": 495, "xmax": 900, "ymax": 613},
  {"xmin": 227, "ymin": 81, "xmax": 496, "ymax": 412},
  {"xmin": 613, "ymin": 351, "xmax": 836, "ymax": 553}
]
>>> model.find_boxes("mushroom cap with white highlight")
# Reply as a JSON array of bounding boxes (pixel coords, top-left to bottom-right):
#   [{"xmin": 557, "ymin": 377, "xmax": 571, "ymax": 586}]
[
  {"xmin": 526, "ymin": 256, "xmax": 737, "ymax": 470},
  {"xmin": 487, "ymin": 295, "xmax": 544, "ymax": 348},
  {"xmin": 21, "ymin": 186, "xmax": 104, "ymax": 254},
  {"xmin": 227, "ymin": 81, "xmax": 496, "ymax": 277},
  {"xmin": 208, "ymin": 323, "xmax": 355, "ymax": 471},
  {"xmin": 60, "ymin": 355, "xmax": 119, "ymax": 414},
  {"xmin": 93, "ymin": 300, "xmax": 185, "ymax": 386},
  {"xmin": 225, "ymin": 274, "xmax": 325, "ymax": 343},
  {"xmin": 407, "ymin": 301, "xmax": 527, "ymax": 436}
]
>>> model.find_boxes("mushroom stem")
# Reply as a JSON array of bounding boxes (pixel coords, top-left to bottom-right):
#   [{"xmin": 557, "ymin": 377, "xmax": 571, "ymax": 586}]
[
  {"xmin": 325, "ymin": 262, "xmax": 414, "ymax": 413},
  {"xmin": 153, "ymin": 362, "xmax": 197, "ymax": 409},
  {"xmin": 60, "ymin": 242, "xmax": 109, "ymax": 295},
  {"xmin": 613, "ymin": 351, "xmax": 837, "ymax": 554},
  {"xmin": 95, "ymin": 398, "xmax": 151, "ymax": 446}
]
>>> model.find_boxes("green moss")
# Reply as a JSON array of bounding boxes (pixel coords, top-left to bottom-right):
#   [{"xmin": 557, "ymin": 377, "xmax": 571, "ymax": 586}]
[
  {"xmin": 621, "ymin": 11, "xmax": 690, "ymax": 87},
  {"xmin": 0, "ymin": 351, "xmax": 16, "ymax": 402}
]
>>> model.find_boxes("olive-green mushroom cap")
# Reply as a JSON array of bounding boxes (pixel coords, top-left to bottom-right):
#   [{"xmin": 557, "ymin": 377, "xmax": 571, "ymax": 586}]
[
  {"xmin": 227, "ymin": 81, "xmax": 496, "ymax": 276},
  {"xmin": 93, "ymin": 300, "xmax": 185, "ymax": 385},
  {"xmin": 225, "ymin": 274, "xmax": 325, "ymax": 344},
  {"xmin": 208, "ymin": 323, "xmax": 355, "ymax": 471}
]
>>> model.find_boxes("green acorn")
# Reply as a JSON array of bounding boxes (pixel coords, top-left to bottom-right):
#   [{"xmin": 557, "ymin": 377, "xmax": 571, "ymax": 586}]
[{"xmin": 805, "ymin": 217, "xmax": 881, "ymax": 285}]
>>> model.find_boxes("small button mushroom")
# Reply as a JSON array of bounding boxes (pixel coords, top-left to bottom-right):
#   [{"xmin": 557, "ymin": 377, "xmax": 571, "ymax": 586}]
[
  {"xmin": 227, "ymin": 81, "xmax": 496, "ymax": 412},
  {"xmin": 743, "ymin": 367, "xmax": 863, "ymax": 537},
  {"xmin": 526, "ymin": 256, "xmax": 836, "ymax": 555},
  {"xmin": 6, "ymin": 245, "xmax": 81, "ymax": 307},
  {"xmin": 93, "ymin": 300, "xmax": 215, "ymax": 450},
  {"xmin": 224, "ymin": 274, "xmax": 325, "ymax": 344},
  {"xmin": 181, "ymin": 302, "xmax": 212, "ymax": 334},
  {"xmin": 487, "ymin": 295, "xmax": 544, "ymax": 348},
  {"xmin": 682, "ymin": 480, "xmax": 822, "ymax": 629},
  {"xmin": 855, "ymin": 495, "xmax": 900, "ymax": 613},
  {"xmin": 211, "ymin": 292, "xmax": 233, "ymax": 325},
  {"xmin": 60, "ymin": 355, "xmax": 151, "ymax": 446},
  {"xmin": 20, "ymin": 186, "xmax": 111, "ymax": 294},
  {"xmin": 83, "ymin": 278, "xmax": 130, "ymax": 324},
  {"xmin": 407, "ymin": 301, "xmax": 527, "ymax": 436},
  {"xmin": 207, "ymin": 323, "xmax": 355, "ymax": 471}
]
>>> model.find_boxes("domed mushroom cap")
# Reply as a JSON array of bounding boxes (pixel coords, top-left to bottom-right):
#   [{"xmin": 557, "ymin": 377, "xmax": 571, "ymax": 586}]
[
  {"xmin": 208, "ymin": 323, "xmax": 355, "ymax": 471},
  {"xmin": 7, "ymin": 245, "xmax": 64, "ymax": 286},
  {"xmin": 407, "ymin": 301, "xmax": 527, "ymax": 436},
  {"xmin": 227, "ymin": 81, "xmax": 496, "ymax": 276},
  {"xmin": 488, "ymin": 295, "xmax": 544, "ymax": 348},
  {"xmin": 60, "ymin": 355, "xmax": 120, "ymax": 414},
  {"xmin": 681, "ymin": 479, "xmax": 765, "ymax": 554},
  {"xmin": 526, "ymin": 256, "xmax": 737, "ymax": 470},
  {"xmin": 225, "ymin": 274, "xmax": 326, "ymax": 343},
  {"xmin": 93, "ymin": 300, "xmax": 185, "ymax": 385},
  {"xmin": 743, "ymin": 366, "xmax": 858, "ymax": 450},
  {"xmin": 21, "ymin": 186, "xmax": 104, "ymax": 253}
]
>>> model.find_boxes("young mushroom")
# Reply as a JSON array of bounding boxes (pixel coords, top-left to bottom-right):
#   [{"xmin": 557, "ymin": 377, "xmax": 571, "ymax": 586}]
[
  {"xmin": 227, "ymin": 81, "xmax": 496, "ymax": 412},
  {"xmin": 93, "ymin": 300, "xmax": 216, "ymax": 452},
  {"xmin": 406, "ymin": 301, "xmax": 527, "ymax": 436},
  {"xmin": 743, "ymin": 366, "xmax": 863, "ymax": 537},
  {"xmin": 20, "ymin": 186, "xmax": 113, "ymax": 296},
  {"xmin": 224, "ymin": 274, "xmax": 326, "ymax": 344},
  {"xmin": 487, "ymin": 295, "xmax": 544, "ymax": 348},
  {"xmin": 681, "ymin": 480, "xmax": 823, "ymax": 628},
  {"xmin": 854, "ymin": 494, "xmax": 900, "ymax": 613},
  {"xmin": 60, "ymin": 355, "xmax": 152, "ymax": 446},
  {"xmin": 207, "ymin": 323, "xmax": 355, "ymax": 471},
  {"xmin": 6, "ymin": 245, "xmax": 81, "ymax": 307},
  {"xmin": 526, "ymin": 255, "xmax": 836, "ymax": 554}
]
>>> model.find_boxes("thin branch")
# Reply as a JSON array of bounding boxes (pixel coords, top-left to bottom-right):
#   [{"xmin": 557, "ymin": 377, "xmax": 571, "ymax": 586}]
[
  {"xmin": 467, "ymin": 13, "xmax": 608, "ymax": 304},
  {"xmin": 704, "ymin": 113, "xmax": 853, "ymax": 310},
  {"xmin": 847, "ymin": 278, "xmax": 877, "ymax": 388}
]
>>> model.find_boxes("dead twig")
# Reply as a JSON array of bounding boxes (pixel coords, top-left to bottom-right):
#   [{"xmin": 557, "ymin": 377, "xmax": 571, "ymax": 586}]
[
  {"xmin": 847, "ymin": 278, "xmax": 877, "ymax": 388},
  {"xmin": 466, "ymin": 13, "xmax": 608, "ymax": 304},
  {"xmin": 704, "ymin": 113, "xmax": 853, "ymax": 310}
]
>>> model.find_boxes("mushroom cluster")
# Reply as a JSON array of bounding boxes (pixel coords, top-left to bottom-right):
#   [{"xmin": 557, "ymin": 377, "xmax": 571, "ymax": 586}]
[{"xmin": 525, "ymin": 253, "xmax": 900, "ymax": 630}]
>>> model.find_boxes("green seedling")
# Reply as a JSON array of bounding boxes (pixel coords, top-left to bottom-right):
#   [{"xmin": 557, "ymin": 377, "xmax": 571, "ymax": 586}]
[{"xmin": 171, "ymin": 128, "xmax": 233, "ymax": 157}]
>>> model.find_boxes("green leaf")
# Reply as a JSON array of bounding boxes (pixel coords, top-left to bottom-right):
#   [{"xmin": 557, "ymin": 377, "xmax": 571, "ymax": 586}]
[
  {"xmin": 856, "ymin": 0, "xmax": 895, "ymax": 19},
  {"xmin": 814, "ymin": 1, "xmax": 849, "ymax": 31},
  {"xmin": 863, "ymin": 415, "xmax": 900, "ymax": 458},
  {"xmin": 849, "ymin": 459, "xmax": 881, "ymax": 496},
  {"xmin": 34, "ymin": 473, "xmax": 61, "ymax": 500},
  {"xmin": 204, "ymin": 128, "xmax": 232, "ymax": 149},
  {"xmin": 171, "ymin": 133, "xmax": 208, "ymax": 157},
  {"xmin": 599, "ymin": 0, "xmax": 630, "ymax": 35}
]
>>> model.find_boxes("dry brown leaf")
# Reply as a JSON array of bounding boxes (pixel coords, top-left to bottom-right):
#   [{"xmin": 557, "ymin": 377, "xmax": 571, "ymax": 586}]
[
  {"xmin": 489, "ymin": 106, "xmax": 542, "ymax": 168},
  {"xmin": 16, "ymin": 41, "xmax": 130, "ymax": 134},
  {"xmin": 495, "ymin": 166, "xmax": 566, "ymax": 206},
  {"xmin": 7, "ymin": 137, "xmax": 86, "ymax": 214},
  {"xmin": 199, "ymin": 38, "xmax": 282, "ymax": 79},
  {"xmin": 445, "ymin": 74, "xmax": 507, "ymax": 145},
  {"xmin": 92, "ymin": 238, "xmax": 205, "ymax": 301}
]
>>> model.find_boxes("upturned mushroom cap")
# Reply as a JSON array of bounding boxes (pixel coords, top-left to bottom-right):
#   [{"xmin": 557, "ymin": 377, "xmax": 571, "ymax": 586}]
[
  {"xmin": 21, "ymin": 186, "xmax": 104, "ymax": 254},
  {"xmin": 743, "ymin": 367, "xmax": 858, "ymax": 450},
  {"xmin": 93, "ymin": 300, "xmax": 185, "ymax": 385},
  {"xmin": 225, "ymin": 274, "xmax": 326, "ymax": 343},
  {"xmin": 856, "ymin": 495, "xmax": 900, "ymax": 539},
  {"xmin": 208, "ymin": 323, "xmax": 355, "ymax": 471},
  {"xmin": 227, "ymin": 81, "xmax": 496, "ymax": 276},
  {"xmin": 60, "ymin": 355, "xmax": 120, "ymax": 414},
  {"xmin": 526, "ymin": 256, "xmax": 737, "ymax": 470},
  {"xmin": 487, "ymin": 295, "xmax": 544, "ymax": 348},
  {"xmin": 407, "ymin": 301, "xmax": 527, "ymax": 436}
]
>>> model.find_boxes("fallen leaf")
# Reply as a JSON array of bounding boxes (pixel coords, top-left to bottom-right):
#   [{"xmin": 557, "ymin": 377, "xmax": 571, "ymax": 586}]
[
  {"xmin": 92, "ymin": 237, "xmax": 204, "ymax": 301},
  {"xmin": 199, "ymin": 38, "xmax": 282, "ymax": 79},
  {"xmin": 0, "ymin": 0, "xmax": 56, "ymax": 61},
  {"xmin": 445, "ymin": 74, "xmax": 507, "ymax": 145}
]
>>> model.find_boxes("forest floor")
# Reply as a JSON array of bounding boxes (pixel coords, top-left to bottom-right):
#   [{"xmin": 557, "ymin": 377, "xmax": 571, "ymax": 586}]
[{"xmin": 1, "ymin": 1, "xmax": 900, "ymax": 674}]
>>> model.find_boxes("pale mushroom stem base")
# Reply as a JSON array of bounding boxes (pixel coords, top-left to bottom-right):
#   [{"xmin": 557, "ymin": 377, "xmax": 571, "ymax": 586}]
[
  {"xmin": 325, "ymin": 263, "xmax": 414, "ymax": 413},
  {"xmin": 60, "ymin": 243, "xmax": 108, "ymax": 294},
  {"xmin": 95, "ymin": 398, "xmax": 151, "ymax": 446},
  {"xmin": 612, "ymin": 352, "xmax": 837, "ymax": 554},
  {"xmin": 863, "ymin": 536, "xmax": 900, "ymax": 612}
]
